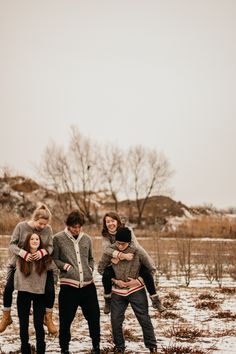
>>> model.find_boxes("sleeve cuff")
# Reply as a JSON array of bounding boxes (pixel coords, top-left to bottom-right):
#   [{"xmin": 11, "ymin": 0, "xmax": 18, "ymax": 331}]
[
  {"xmin": 137, "ymin": 277, "xmax": 144, "ymax": 285},
  {"xmin": 63, "ymin": 263, "xmax": 72, "ymax": 271},
  {"xmin": 40, "ymin": 249, "xmax": 48, "ymax": 257},
  {"xmin": 112, "ymin": 250, "xmax": 119, "ymax": 258},
  {"xmin": 19, "ymin": 249, "xmax": 28, "ymax": 259}
]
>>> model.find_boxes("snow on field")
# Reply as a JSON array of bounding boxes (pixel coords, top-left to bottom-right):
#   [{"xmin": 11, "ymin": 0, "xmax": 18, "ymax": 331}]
[{"xmin": 0, "ymin": 268, "xmax": 236, "ymax": 354}]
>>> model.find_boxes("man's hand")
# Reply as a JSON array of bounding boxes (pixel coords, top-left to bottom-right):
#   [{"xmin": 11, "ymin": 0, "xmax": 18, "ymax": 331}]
[
  {"xmin": 111, "ymin": 257, "xmax": 120, "ymax": 264},
  {"xmin": 124, "ymin": 277, "xmax": 140, "ymax": 288},
  {"xmin": 119, "ymin": 252, "xmax": 134, "ymax": 261},
  {"xmin": 112, "ymin": 278, "xmax": 127, "ymax": 288}
]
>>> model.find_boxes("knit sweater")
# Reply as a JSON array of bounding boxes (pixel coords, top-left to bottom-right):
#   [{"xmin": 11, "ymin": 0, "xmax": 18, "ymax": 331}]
[
  {"xmin": 102, "ymin": 227, "xmax": 155, "ymax": 268},
  {"xmin": 98, "ymin": 243, "xmax": 156, "ymax": 296},
  {"xmin": 53, "ymin": 229, "xmax": 94, "ymax": 288},
  {"xmin": 9, "ymin": 221, "xmax": 53, "ymax": 257},
  {"xmin": 14, "ymin": 258, "xmax": 55, "ymax": 294}
]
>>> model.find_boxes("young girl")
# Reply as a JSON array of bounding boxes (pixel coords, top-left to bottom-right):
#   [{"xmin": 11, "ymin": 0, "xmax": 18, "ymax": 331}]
[
  {"xmin": 101, "ymin": 211, "xmax": 165, "ymax": 314},
  {"xmin": 0, "ymin": 204, "xmax": 57, "ymax": 334},
  {"xmin": 14, "ymin": 233, "xmax": 54, "ymax": 354}
]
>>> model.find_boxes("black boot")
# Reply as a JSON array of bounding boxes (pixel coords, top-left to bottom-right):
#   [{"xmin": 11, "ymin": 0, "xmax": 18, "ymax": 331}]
[
  {"xmin": 37, "ymin": 342, "xmax": 46, "ymax": 354},
  {"xmin": 114, "ymin": 347, "xmax": 125, "ymax": 354},
  {"xmin": 21, "ymin": 343, "xmax": 31, "ymax": 354},
  {"xmin": 91, "ymin": 345, "xmax": 100, "ymax": 354}
]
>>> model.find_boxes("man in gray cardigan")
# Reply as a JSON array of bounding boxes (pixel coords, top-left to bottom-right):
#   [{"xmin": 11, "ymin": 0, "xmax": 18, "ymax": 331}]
[
  {"xmin": 53, "ymin": 210, "xmax": 100, "ymax": 354},
  {"xmin": 98, "ymin": 227, "xmax": 158, "ymax": 354}
]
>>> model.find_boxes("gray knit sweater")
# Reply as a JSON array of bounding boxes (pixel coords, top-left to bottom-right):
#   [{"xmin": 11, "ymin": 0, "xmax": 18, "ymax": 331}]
[
  {"xmin": 98, "ymin": 243, "xmax": 156, "ymax": 281},
  {"xmin": 101, "ymin": 227, "xmax": 155, "ymax": 269},
  {"xmin": 9, "ymin": 221, "xmax": 53, "ymax": 256},
  {"xmin": 53, "ymin": 229, "xmax": 94, "ymax": 288},
  {"xmin": 14, "ymin": 258, "xmax": 55, "ymax": 294}
]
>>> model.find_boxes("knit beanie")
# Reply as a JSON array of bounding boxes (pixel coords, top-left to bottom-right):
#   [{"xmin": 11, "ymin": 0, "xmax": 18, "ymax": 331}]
[{"xmin": 115, "ymin": 227, "xmax": 131, "ymax": 243}]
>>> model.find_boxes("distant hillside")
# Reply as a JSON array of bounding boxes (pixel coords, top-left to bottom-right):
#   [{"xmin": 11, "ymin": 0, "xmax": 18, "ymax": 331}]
[{"xmin": 0, "ymin": 175, "xmax": 221, "ymax": 232}]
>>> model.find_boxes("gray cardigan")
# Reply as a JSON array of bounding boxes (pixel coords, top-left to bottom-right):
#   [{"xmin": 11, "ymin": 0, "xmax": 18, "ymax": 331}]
[
  {"xmin": 14, "ymin": 258, "xmax": 55, "ymax": 294},
  {"xmin": 98, "ymin": 243, "xmax": 156, "ymax": 281},
  {"xmin": 9, "ymin": 221, "xmax": 53, "ymax": 256},
  {"xmin": 53, "ymin": 229, "xmax": 94, "ymax": 288},
  {"xmin": 101, "ymin": 227, "xmax": 155, "ymax": 268}
]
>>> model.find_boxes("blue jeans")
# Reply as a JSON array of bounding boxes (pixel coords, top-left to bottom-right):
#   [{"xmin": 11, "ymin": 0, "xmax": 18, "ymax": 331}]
[{"xmin": 111, "ymin": 288, "xmax": 157, "ymax": 350}]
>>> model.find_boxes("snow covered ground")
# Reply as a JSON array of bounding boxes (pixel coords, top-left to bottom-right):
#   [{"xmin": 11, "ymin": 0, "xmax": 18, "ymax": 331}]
[{"xmin": 0, "ymin": 268, "xmax": 236, "ymax": 354}]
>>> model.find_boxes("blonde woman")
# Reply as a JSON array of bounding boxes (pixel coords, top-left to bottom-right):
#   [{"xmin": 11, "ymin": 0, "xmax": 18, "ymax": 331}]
[{"xmin": 0, "ymin": 204, "xmax": 57, "ymax": 334}]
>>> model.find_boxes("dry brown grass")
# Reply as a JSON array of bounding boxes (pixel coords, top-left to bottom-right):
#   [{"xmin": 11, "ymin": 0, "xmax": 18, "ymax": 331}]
[
  {"xmin": 161, "ymin": 344, "xmax": 213, "ymax": 354},
  {"xmin": 212, "ymin": 310, "xmax": 236, "ymax": 320},
  {"xmin": 123, "ymin": 327, "xmax": 141, "ymax": 342},
  {"xmin": 165, "ymin": 292, "xmax": 180, "ymax": 301},
  {"xmin": 219, "ymin": 287, "xmax": 236, "ymax": 295},
  {"xmin": 164, "ymin": 324, "xmax": 205, "ymax": 339},
  {"xmin": 159, "ymin": 311, "xmax": 184, "ymax": 320},
  {"xmin": 0, "ymin": 208, "xmax": 21, "ymax": 234},
  {"xmin": 162, "ymin": 299, "xmax": 176, "ymax": 309},
  {"xmin": 195, "ymin": 300, "xmax": 220, "ymax": 311},
  {"xmin": 176, "ymin": 215, "xmax": 236, "ymax": 239},
  {"xmin": 198, "ymin": 292, "xmax": 217, "ymax": 300},
  {"xmin": 215, "ymin": 328, "xmax": 236, "ymax": 336}
]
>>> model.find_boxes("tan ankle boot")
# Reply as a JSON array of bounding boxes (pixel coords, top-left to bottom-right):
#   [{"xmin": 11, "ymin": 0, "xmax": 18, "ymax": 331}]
[
  {"xmin": 44, "ymin": 312, "xmax": 58, "ymax": 335},
  {"xmin": 0, "ymin": 310, "xmax": 13, "ymax": 333}
]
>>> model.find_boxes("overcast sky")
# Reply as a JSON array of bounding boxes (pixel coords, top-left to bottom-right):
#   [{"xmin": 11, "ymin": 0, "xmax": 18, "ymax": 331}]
[{"xmin": 0, "ymin": 0, "xmax": 236, "ymax": 209}]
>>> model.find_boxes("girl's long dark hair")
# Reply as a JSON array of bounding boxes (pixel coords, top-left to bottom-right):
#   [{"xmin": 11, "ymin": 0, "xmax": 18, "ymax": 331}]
[
  {"xmin": 19, "ymin": 233, "xmax": 52, "ymax": 276},
  {"xmin": 101, "ymin": 211, "xmax": 124, "ymax": 238}
]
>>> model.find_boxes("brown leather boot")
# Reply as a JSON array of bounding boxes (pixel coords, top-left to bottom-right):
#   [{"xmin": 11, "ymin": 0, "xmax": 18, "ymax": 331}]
[
  {"xmin": 0, "ymin": 310, "xmax": 13, "ymax": 333},
  {"xmin": 44, "ymin": 312, "xmax": 58, "ymax": 335},
  {"xmin": 150, "ymin": 294, "xmax": 166, "ymax": 312},
  {"xmin": 103, "ymin": 296, "xmax": 111, "ymax": 314}
]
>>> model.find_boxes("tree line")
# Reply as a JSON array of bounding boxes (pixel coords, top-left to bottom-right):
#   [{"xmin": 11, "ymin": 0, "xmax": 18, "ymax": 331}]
[{"xmin": 38, "ymin": 126, "xmax": 173, "ymax": 224}]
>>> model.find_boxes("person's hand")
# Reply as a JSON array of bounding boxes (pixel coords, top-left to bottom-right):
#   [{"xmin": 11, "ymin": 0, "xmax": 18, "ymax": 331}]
[
  {"xmin": 31, "ymin": 249, "xmax": 47, "ymax": 261},
  {"xmin": 31, "ymin": 250, "xmax": 43, "ymax": 261},
  {"xmin": 112, "ymin": 278, "xmax": 127, "ymax": 288},
  {"xmin": 122, "ymin": 253, "xmax": 134, "ymax": 261},
  {"xmin": 125, "ymin": 277, "xmax": 140, "ymax": 288},
  {"xmin": 25, "ymin": 253, "xmax": 34, "ymax": 262},
  {"xmin": 111, "ymin": 257, "xmax": 120, "ymax": 264}
]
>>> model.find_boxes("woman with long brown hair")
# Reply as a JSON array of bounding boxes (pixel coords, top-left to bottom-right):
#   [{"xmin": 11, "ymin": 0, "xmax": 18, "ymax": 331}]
[
  {"xmin": 100, "ymin": 211, "xmax": 165, "ymax": 314},
  {"xmin": 14, "ymin": 232, "xmax": 54, "ymax": 354}
]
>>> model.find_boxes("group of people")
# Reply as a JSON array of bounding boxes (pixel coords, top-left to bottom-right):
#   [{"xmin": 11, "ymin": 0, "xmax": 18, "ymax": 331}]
[{"xmin": 0, "ymin": 205, "xmax": 166, "ymax": 354}]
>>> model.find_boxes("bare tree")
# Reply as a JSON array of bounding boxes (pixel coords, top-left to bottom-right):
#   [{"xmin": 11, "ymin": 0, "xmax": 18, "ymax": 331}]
[
  {"xmin": 69, "ymin": 127, "xmax": 100, "ymax": 222},
  {"xmin": 176, "ymin": 237, "xmax": 192, "ymax": 287},
  {"xmin": 126, "ymin": 145, "xmax": 172, "ymax": 225},
  {"xmin": 39, "ymin": 142, "xmax": 82, "ymax": 216},
  {"xmin": 98, "ymin": 144, "xmax": 124, "ymax": 211},
  {"xmin": 38, "ymin": 128, "xmax": 101, "ymax": 222}
]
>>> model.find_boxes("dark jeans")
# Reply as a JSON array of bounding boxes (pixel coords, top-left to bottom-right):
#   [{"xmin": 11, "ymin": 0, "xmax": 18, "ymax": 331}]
[
  {"xmin": 3, "ymin": 266, "xmax": 55, "ymax": 309},
  {"xmin": 111, "ymin": 288, "xmax": 157, "ymax": 350},
  {"xmin": 58, "ymin": 283, "xmax": 100, "ymax": 351},
  {"xmin": 102, "ymin": 265, "xmax": 156, "ymax": 296},
  {"xmin": 17, "ymin": 291, "xmax": 46, "ymax": 354}
]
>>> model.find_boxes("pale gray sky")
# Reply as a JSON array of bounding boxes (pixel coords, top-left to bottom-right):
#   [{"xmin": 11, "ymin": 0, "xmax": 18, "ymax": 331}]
[{"xmin": 0, "ymin": 0, "xmax": 236, "ymax": 209}]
